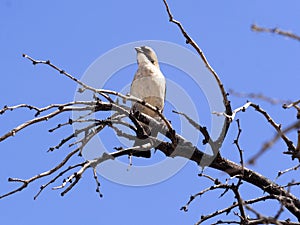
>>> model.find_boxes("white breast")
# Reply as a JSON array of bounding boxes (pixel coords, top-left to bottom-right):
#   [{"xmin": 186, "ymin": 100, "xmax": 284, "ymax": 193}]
[
  {"xmin": 130, "ymin": 63, "xmax": 166, "ymax": 116},
  {"xmin": 131, "ymin": 67, "xmax": 165, "ymax": 102}
]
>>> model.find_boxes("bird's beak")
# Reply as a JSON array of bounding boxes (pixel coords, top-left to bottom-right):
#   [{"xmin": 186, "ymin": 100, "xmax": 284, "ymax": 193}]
[{"xmin": 135, "ymin": 47, "xmax": 143, "ymax": 53}]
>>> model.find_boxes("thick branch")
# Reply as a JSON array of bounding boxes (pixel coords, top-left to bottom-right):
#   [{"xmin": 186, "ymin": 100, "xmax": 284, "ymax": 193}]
[{"xmin": 209, "ymin": 157, "xmax": 300, "ymax": 220}]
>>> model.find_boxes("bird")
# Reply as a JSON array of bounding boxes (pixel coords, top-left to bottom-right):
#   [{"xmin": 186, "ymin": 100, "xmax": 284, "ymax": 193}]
[{"xmin": 130, "ymin": 46, "xmax": 166, "ymax": 158}]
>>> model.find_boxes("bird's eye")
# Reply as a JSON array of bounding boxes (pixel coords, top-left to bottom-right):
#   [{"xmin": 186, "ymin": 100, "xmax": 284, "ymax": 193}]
[{"xmin": 151, "ymin": 60, "xmax": 155, "ymax": 64}]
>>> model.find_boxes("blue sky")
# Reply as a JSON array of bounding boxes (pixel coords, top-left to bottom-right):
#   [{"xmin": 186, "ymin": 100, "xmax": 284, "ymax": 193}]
[{"xmin": 1, "ymin": 1, "xmax": 300, "ymax": 224}]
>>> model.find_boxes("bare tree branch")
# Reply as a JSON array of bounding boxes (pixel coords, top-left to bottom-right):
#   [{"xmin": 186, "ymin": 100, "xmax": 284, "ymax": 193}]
[
  {"xmin": 0, "ymin": 1, "xmax": 299, "ymax": 224},
  {"xmin": 283, "ymin": 100, "xmax": 300, "ymax": 109},
  {"xmin": 215, "ymin": 102, "xmax": 296, "ymax": 156},
  {"xmin": 248, "ymin": 120, "xmax": 300, "ymax": 165},
  {"xmin": 0, "ymin": 101, "xmax": 112, "ymax": 142},
  {"xmin": 229, "ymin": 89, "xmax": 291, "ymax": 105},
  {"xmin": 277, "ymin": 164, "xmax": 300, "ymax": 179},
  {"xmin": 251, "ymin": 24, "xmax": 300, "ymax": 42},
  {"xmin": 162, "ymin": 0, "xmax": 232, "ymax": 145}
]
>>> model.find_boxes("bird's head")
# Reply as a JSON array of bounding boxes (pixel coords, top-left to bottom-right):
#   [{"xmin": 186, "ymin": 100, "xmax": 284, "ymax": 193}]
[{"xmin": 135, "ymin": 46, "xmax": 159, "ymax": 68}]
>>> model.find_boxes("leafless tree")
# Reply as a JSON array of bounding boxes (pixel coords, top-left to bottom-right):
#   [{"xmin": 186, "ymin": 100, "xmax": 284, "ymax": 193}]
[{"xmin": 1, "ymin": 1, "xmax": 300, "ymax": 224}]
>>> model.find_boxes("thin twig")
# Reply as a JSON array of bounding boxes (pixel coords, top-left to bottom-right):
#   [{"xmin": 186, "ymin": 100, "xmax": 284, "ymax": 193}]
[
  {"xmin": 214, "ymin": 102, "xmax": 296, "ymax": 154},
  {"xmin": 229, "ymin": 89, "xmax": 291, "ymax": 105},
  {"xmin": 172, "ymin": 110, "xmax": 211, "ymax": 145},
  {"xmin": 233, "ymin": 119, "xmax": 244, "ymax": 187},
  {"xmin": 251, "ymin": 24, "xmax": 300, "ymax": 42},
  {"xmin": 194, "ymin": 193, "xmax": 275, "ymax": 224},
  {"xmin": 277, "ymin": 164, "xmax": 300, "ymax": 179},
  {"xmin": 283, "ymin": 100, "xmax": 300, "ymax": 109},
  {"xmin": 0, "ymin": 148, "xmax": 79, "ymax": 199},
  {"xmin": 34, "ymin": 163, "xmax": 84, "ymax": 200},
  {"xmin": 213, "ymin": 102, "xmax": 251, "ymax": 122},
  {"xmin": 248, "ymin": 121, "xmax": 300, "ymax": 165},
  {"xmin": 180, "ymin": 183, "xmax": 230, "ymax": 212},
  {"xmin": 0, "ymin": 102, "xmax": 112, "ymax": 142}
]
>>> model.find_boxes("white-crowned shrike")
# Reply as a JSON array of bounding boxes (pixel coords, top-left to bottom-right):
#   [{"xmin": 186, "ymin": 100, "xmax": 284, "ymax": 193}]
[{"xmin": 130, "ymin": 46, "xmax": 166, "ymax": 158}]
